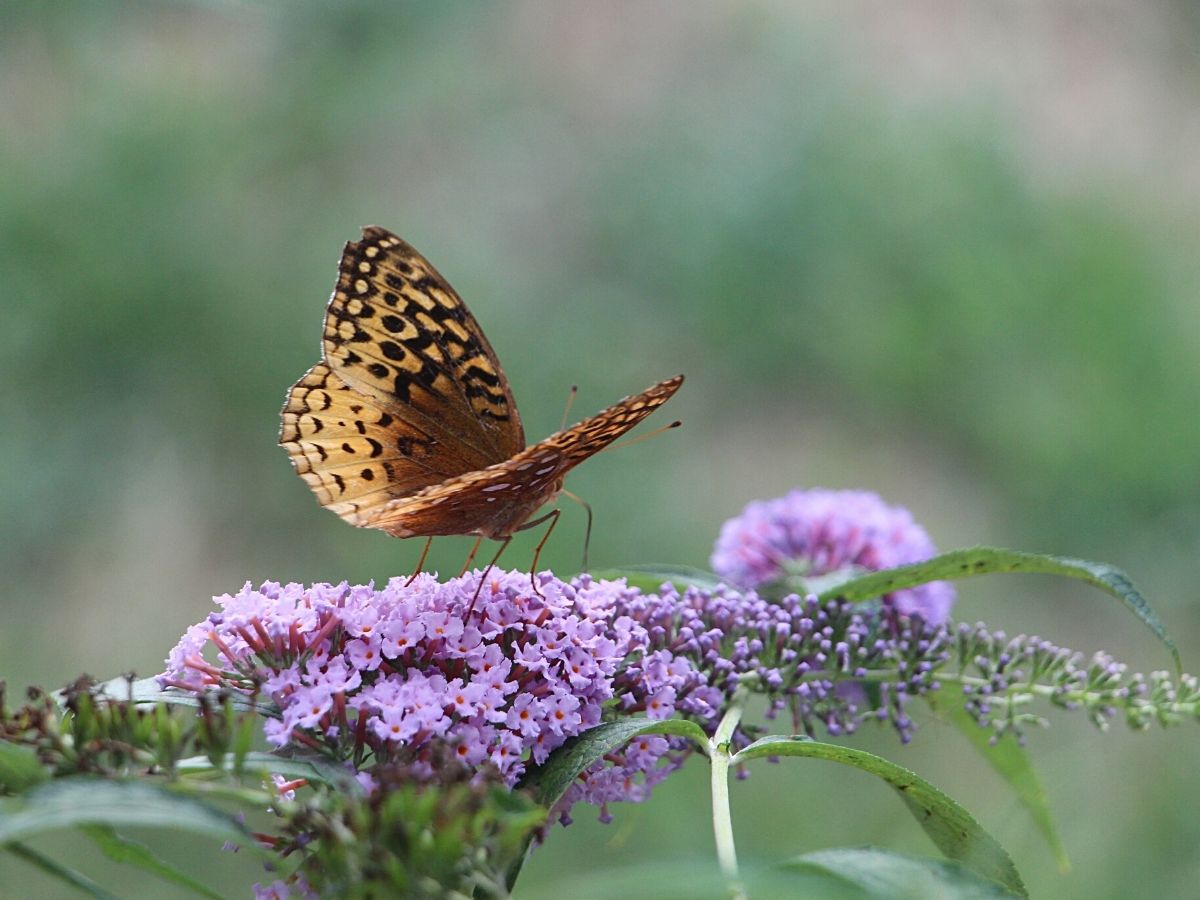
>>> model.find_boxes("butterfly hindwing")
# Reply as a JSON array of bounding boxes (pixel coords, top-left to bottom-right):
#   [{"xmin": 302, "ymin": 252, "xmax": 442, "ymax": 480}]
[
  {"xmin": 363, "ymin": 375, "xmax": 684, "ymax": 539},
  {"xmin": 281, "ymin": 362, "xmax": 459, "ymax": 524}
]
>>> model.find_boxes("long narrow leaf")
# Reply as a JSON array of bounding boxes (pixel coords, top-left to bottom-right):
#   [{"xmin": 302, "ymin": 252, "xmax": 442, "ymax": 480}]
[
  {"xmin": 0, "ymin": 778, "xmax": 249, "ymax": 849},
  {"xmin": 927, "ymin": 697, "xmax": 1070, "ymax": 873},
  {"xmin": 177, "ymin": 751, "xmax": 361, "ymax": 792},
  {"xmin": 80, "ymin": 825, "xmax": 226, "ymax": 899},
  {"xmin": 4, "ymin": 841, "xmax": 119, "ymax": 900},
  {"xmin": 519, "ymin": 718, "xmax": 710, "ymax": 808},
  {"xmin": 57, "ymin": 677, "xmax": 272, "ymax": 717},
  {"xmin": 785, "ymin": 847, "xmax": 1021, "ymax": 898},
  {"xmin": 507, "ymin": 717, "xmax": 709, "ymax": 892},
  {"xmin": 816, "ymin": 547, "xmax": 1179, "ymax": 672},
  {"xmin": 732, "ymin": 735, "xmax": 1025, "ymax": 898}
]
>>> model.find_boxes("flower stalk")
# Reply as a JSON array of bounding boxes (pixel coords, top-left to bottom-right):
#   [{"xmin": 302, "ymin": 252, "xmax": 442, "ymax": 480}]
[{"xmin": 709, "ymin": 679, "xmax": 754, "ymax": 900}]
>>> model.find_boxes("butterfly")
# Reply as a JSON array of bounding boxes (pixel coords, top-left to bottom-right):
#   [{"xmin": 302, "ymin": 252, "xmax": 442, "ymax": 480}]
[{"xmin": 279, "ymin": 226, "xmax": 683, "ymax": 585}]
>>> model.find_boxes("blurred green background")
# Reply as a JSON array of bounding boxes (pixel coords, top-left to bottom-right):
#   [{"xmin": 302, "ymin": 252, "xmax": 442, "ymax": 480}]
[{"xmin": 3, "ymin": 2, "xmax": 1198, "ymax": 897}]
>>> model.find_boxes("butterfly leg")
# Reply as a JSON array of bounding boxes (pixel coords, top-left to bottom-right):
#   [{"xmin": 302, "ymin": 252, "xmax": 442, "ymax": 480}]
[
  {"xmin": 458, "ymin": 537, "xmax": 484, "ymax": 577},
  {"xmin": 465, "ymin": 537, "xmax": 513, "ymax": 617},
  {"xmin": 520, "ymin": 508, "xmax": 563, "ymax": 598},
  {"xmin": 561, "ymin": 489, "xmax": 593, "ymax": 572},
  {"xmin": 405, "ymin": 537, "xmax": 435, "ymax": 586}
]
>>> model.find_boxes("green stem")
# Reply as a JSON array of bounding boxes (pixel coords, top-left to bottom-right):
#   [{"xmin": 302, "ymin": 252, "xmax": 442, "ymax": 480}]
[{"xmin": 710, "ymin": 680, "xmax": 752, "ymax": 900}]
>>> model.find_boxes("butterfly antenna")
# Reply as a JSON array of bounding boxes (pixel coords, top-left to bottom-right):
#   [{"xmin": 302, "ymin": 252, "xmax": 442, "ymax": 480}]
[
  {"xmin": 558, "ymin": 384, "xmax": 579, "ymax": 432},
  {"xmin": 561, "ymin": 489, "xmax": 593, "ymax": 572},
  {"xmin": 466, "ymin": 537, "xmax": 512, "ymax": 617},
  {"xmin": 405, "ymin": 537, "xmax": 434, "ymax": 586},
  {"xmin": 602, "ymin": 419, "xmax": 682, "ymax": 453}
]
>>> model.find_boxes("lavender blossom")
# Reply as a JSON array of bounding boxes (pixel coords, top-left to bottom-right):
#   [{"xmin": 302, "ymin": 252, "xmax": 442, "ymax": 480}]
[
  {"xmin": 160, "ymin": 565, "xmax": 1197, "ymax": 837},
  {"xmin": 160, "ymin": 571, "xmax": 683, "ymax": 823},
  {"xmin": 603, "ymin": 578, "xmax": 944, "ymax": 745},
  {"xmin": 711, "ymin": 488, "xmax": 955, "ymax": 624}
]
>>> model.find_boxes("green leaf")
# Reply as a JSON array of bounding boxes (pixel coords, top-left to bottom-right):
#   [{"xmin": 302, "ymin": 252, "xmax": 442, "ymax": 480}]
[
  {"xmin": 731, "ymin": 736, "xmax": 1026, "ymax": 898},
  {"xmin": 52, "ymin": 676, "xmax": 274, "ymax": 719},
  {"xmin": 0, "ymin": 778, "xmax": 250, "ymax": 849},
  {"xmin": 507, "ymin": 717, "xmax": 710, "ymax": 892},
  {"xmin": 816, "ymin": 546, "xmax": 1180, "ymax": 672},
  {"xmin": 80, "ymin": 824, "xmax": 226, "ymax": 899},
  {"xmin": 4, "ymin": 841, "xmax": 119, "ymax": 899},
  {"xmin": 519, "ymin": 717, "xmax": 710, "ymax": 808},
  {"xmin": 0, "ymin": 740, "xmax": 50, "ymax": 793},
  {"xmin": 590, "ymin": 565, "xmax": 726, "ymax": 594},
  {"xmin": 926, "ymin": 697, "xmax": 1070, "ymax": 873},
  {"xmin": 178, "ymin": 750, "xmax": 362, "ymax": 793},
  {"xmin": 51, "ymin": 675, "xmax": 150, "ymax": 706},
  {"xmin": 145, "ymin": 682, "xmax": 273, "ymax": 717},
  {"xmin": 516, "ymin": 856, "xmax": 856, "ymax": 900},
  {"xmin": 232, "ymin": 708, "xmax": 257, "ymax": 771},
  {"xmin": 783, "ymin": 847, "xmax": 1022, "ymax": 898}
]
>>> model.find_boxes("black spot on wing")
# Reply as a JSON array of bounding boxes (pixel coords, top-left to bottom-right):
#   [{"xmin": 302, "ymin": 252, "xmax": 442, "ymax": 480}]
[
  {"xmin": 464, "ymin": 364, "xmax": 501, "ymax": 387},
  {"xmin": 381, "ymin": 314, "xmax": 405, "ymax": 333}
]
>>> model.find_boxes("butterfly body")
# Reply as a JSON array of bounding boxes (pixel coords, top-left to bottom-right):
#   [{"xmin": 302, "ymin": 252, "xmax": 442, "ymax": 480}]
[{"xmin": 280, "ymin": 227, "xmax": 682, "ymax": 543}]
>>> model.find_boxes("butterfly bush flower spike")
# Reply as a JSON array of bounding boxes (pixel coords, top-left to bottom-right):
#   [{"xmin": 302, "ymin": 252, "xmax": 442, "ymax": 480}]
[
  {"xmin": 711, "ymin": 488, "xmax": 955, "ymax": 624},
  {"xmin": 160, "ymin": 572, "xmax": 687, "ymax": 823},
  {"xmin": 158, "ymin": 480, "xmax": 1200, "ymax": 867},
  {"xmin": 603, "ymin": 578, "xmax": 944, "ymax": 745}
]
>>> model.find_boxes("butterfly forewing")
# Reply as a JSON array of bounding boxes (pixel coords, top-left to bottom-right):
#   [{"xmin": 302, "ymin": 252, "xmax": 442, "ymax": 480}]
[
  {"xmin": 363, "ymin": 375, "xmax": 684, "ymax": 540},
  {"xmin": 323, "ymin": 227, "xmax": 524, "ymax": 469}
]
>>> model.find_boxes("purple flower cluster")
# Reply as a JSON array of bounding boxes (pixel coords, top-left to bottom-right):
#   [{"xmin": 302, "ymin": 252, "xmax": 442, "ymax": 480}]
[
  {"xmin": 161, "ymin": 487, "xmax": 969, "ymax": 827},
  {"xmin": 607, "ymin": 579, "xmax": 946, "ymax": 743},
  {"xmin": 161, "ymin": 571, "xmax": 701, "ymax": 819},
  {"xmin": 711, "ymin": 488, "xmax": 956, "ymax": 624},
  {"xmin": 550, "ymin": 613, "xmax": 729, "ymax": 824},
  {"xmin": 949, "ymin": 623, "xmax": 1200, "ymax": 740}
]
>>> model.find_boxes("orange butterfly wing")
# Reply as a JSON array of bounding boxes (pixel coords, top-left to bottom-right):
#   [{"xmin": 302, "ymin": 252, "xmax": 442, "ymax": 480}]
[
  {"xmin": 363, "ymin": 375, "xmax": 684, "ymax": 539},
  {"xmin": 281, "ymin": 227, "xmax": 682, "ymax": 539}
]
